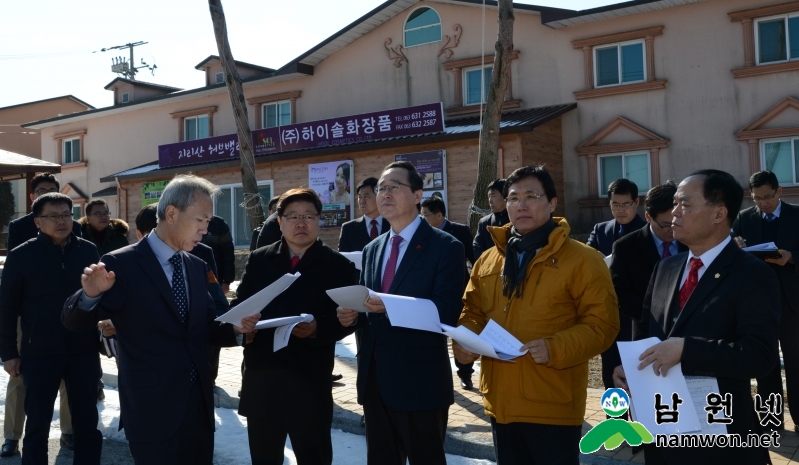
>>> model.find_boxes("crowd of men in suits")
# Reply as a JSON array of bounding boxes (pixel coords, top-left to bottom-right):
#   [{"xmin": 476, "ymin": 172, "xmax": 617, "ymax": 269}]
[{"xmin": 0, "ymin": 163, "xmax": 794, "ymax": 465}]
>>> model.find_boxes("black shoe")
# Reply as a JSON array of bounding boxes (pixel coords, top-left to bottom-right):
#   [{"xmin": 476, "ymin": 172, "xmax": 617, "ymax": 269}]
[
  {"xmin": 97, "ymin": 387, "xmax": 105, "ymax": 403},
  {"xmin": 60, "ymin": 434, "xmax": 74, "ymax": 450},
  {"xmin": 0, "ymin": 440, "xmax": 18, "ymax": 457},
  {"xmin": 460, "ymin": 377, "xmax": 474, "ymax": 390},
  {"xmin": 331, "ymin": 373, "xmax": 343, "ymax": 382}
]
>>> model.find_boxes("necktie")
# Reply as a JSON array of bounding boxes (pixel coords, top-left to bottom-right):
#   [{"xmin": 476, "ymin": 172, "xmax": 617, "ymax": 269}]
[
  {"xmin": 662, "ymin": 241, "xmax": 672, "ymax": 259},
  {"xmin": 618, "ymin": 224, "xmax": 625, "ymax": 237},
  {"xmin": 290, "ymin": 255, "xmax": 301, "ymax": 271},
  {"xmin": 369, "ymin": 219, "xmax": 379, "ymax": 240},
  {"xmin": 168, "ymin": 253, "xmax": 197, "ymax": 385},
  {"xmin": 766, "ymin": 213, "xmax": 776, "ymax": 222},
  {"xmin": 678, "ymin": 258, "xmax": 703, "ymax": 310},
  {"xmin": 381, "ymin": 236, "xmax": 404, "ymax": 293}
]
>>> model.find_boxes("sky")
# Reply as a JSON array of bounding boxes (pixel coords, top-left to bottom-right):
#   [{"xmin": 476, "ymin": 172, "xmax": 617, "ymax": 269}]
[{"xmin": 0, "ymin": 0, "xmax": 627, "ymax": 111}]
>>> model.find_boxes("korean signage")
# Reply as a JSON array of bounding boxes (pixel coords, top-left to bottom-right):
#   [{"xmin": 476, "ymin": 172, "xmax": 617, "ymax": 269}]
[
  {"xmin": 308, "ymin": 160, "xmax": 354, "ymax": 228},
  {"xmin": 141, "ymin": 181, "xmax": 168, "ymax": 207},
  {"xmin": 395, "ymin": 150, "xmax": 447, "ymax": 207},
  {"xmin": 158, "ymin": 103, "xmax": 445, "ymax": 168}
]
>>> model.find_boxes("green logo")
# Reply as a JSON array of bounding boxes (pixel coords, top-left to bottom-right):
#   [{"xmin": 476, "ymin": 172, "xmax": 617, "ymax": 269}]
[{"xmin": 579, "ymin": 388, "xmax": 654, "ymax": 454}]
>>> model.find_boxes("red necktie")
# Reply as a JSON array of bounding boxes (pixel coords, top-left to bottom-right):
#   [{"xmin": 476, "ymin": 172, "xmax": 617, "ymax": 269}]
[
  {"xmin": 678, "ymin": 258, "xmax": 703, "ymax": 309},
  {"xmin": 370, "ymin": 219, "xmax": 378, "ymax": 240},
  {"xmin": 662, "ymin": 241, "xmax": 672, "ymax": 259},
  {"xmin": 381, "ymin": 236, "xmax": 403, "ymax": 293},
  {"xmin": 290, "ymin": 255, "xmax": 300, "ymax": 271}
]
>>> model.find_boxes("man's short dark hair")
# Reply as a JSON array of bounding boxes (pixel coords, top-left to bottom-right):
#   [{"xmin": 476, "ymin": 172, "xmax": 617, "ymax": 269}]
[
  {"xmin": 136, "ymin": 204, "xmax": 158, "ymax": 235},
  {"xmin": 645, "ymin": 181, "xmax": 677, "ymax": 218},
  {"xmin": 421, "ymin": 196, "xmax": 446, "ymax": 216},
  {"xmin": 356, "ymin": 177, "xmax": 379, "ymax": 195},
  {"xmin": 85, "ymin": 198, "xmax": 108, "ymax": 216},
  {"xmin": 31, "ymin": 172, "xmax": 59, "ymax": 192},
  {"xmin": 267, "ymin": 195, "xmax": 280, "ymax": 212},
  {"xmin": 488, "ymin": 179, "xmax": 507, "ymax": 198},
  {"xmin": 382, "ymin": 161, "xmax": 424, "ymax": 192},
  {"xmin": 749, "ymin": 171, "xmax": 779, "ymax": 191},
  {"xmin": 32, "ymin": 193, "xmax": 72, "ymax": 217},
  {"xmin": 607, "ymin": 179, "xmax": 639, "ymax": 201},
  {"xmin": 277, "ymin": 188, "xmax": 323, "ymax": 216},
  {"xmin": 504, "ymin": 165, "xmax": 557, "ymax": 201},
  {"xmin": 689, "ymin": 169, "xmax": 744, "ymax": 227}
]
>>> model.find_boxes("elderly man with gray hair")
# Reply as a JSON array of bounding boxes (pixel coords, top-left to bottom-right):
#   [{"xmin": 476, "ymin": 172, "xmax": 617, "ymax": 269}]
[{"xmin": 63, "ymin": 174, "xmax": 259, "ymax": 465}]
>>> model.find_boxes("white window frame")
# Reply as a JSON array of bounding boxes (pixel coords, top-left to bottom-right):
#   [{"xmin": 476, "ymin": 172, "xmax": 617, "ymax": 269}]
[
  {"xmin": 754, "ymin": 13, "xmax": 799, "ymax": 65},
  {"xmin": 121, "ymin": 92, "xmax": 129, "ymax": 103},
  {"xmin": 215, "ymin": 72, "xmax": 224, "ymax": 84},
  {"xmin": 597, "ymin": 152, "xmax": 651, "ymax": 193},
  {"xmin": 593, "ymin": 39, "xmax": 647, "ymax": 89},
  {"xmin": 184, "ymin": 115, "xmax": 209, "ymax": 141},
  {"xmin": 261, "ymin": 100, "xmax": 291, "ymax": 129},
  {"xmin": 63, "ymin": 137, "xmax": 81, "ymax": 165},
  {"xmin": 213, "ymin": 180, "xmax": 275, "ymax": 248},
  {"xmin": 760, "ymin": 137, "xmax": 799, "ymax": 186},
  {"xmin": 463, "ymin": 65, "xmax": 493, "ymax": 106},
  {"xmin": 403, "ymin": 6, "xmax": 442, "ymax": 48}
]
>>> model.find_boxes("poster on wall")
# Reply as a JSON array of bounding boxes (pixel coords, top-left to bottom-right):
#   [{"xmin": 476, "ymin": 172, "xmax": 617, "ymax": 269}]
[
  {"xmin": 142, "ymin": 181, "xmax": 168, "ymax": 207},
  {"xmin": 394, "ymin": 150, "xmax": 447, "ymax": 208},
  {"xmin": 308, "ymin": 160, "xmax": 354, "ymax": 228}
]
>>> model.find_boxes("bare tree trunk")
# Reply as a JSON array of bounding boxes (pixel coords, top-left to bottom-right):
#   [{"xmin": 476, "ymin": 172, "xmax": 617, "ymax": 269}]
[
  {"xmin": 469, "ymin": 0, "xmax": 514, "ymax": 235},
  {"xmin": 208, "ymin": 0, "xmax": 265, "ymax": 230}
]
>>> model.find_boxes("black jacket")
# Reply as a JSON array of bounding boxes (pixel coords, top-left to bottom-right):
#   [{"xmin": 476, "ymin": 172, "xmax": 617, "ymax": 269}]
[
  {"xmin": 587, "ymin": 215, "xmax": 647, "ymax": 256},
  {"xmin": 337, "ymin": 216, "xmax": 390, "ymax": 253},
  {"xmin": 0, "ymin": 234, "xmax": 99, "ymax": 360},
  {"xmin": 79, "ymin": 217, "xmax": 130, "ymax": 256},
  {"xmin": 252, "ymin": 212, "xmax": 282, "ymax": 251},
  {"xmin": 7, "ymin": 212, "xmax": 82, "ymax": 251},
  {"xmin": 472, "ymin": 210, "xmax": 509, "ymax": 260},
  {"xmin": 201, "ymin": 216, "xmax": 235, "ymax": 284},
  {"xmin": 441, "ymin": 220, "xmax": 475, "ymax": 289}
]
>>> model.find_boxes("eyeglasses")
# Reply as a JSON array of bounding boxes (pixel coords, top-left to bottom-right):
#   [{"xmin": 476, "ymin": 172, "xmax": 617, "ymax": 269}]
[
  {"xmin": 376, "ymin": 182, "xmax": 412, "ymax": 195},
  {"xmin": 610, "ymin": 202, "xmax": 635, "ymax": 211},
  {"xmin": 752, "ymin": 191, "xmax": 777, "ymax": 203},
  {"xmin": 38, "ymin": 213, "xmax": 72, "ymax": 222},
  {"xmin": 33, "ymin": 188, "xmax": 58, "ymax": 196},
  {"xmin": 506, "ymin": 193, "xmax": 544, "ymax": 207},
  {"xmin": 653, "ymin": 221, "xmax": 672, "ymax": 231},
  {"xmin": 282, "ymin": 214, "xmax": 319, "ymax": 222},
  {"xmin": 91, "ymin": 211, "xmax": 111, "ymax": 218}
]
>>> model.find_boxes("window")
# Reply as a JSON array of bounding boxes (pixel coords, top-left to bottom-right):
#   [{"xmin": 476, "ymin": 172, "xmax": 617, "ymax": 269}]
[
  {"xmin": 121, "ymin": 92, "xmax": 129, "ymax": 103},
  {"xmin": 463, "ymin": 66, "xmax": 492, "ymax": 106},
  {"xmin": 594, "ymin": 41, "xmax": 645, "ymax": 87},
  {"xmin": 756, "ymin": 14, "xmax": 799, "ymax": 64},
  {"xmin": 214, "ymin": 182, "xmax": 274, "ymax": 248},
  {"xmin": 404, "ymin": 7, "xmax": 441, "ymax": 47},
  {"xmin": 72, "ymin": 205, "xmax": 82, "ymax": 220},
  {"xmin": 184, "ymin": 115, "xmax": 209, "ymax": 141},
  {"xmin": 599, "ymin": 152, "xmax": 650, "ymax": 192},
  {"xmin": 215, "ymin": 72, "xmax": 224, "ymax": 84},
  {"xmin": 261, "ymin": 101, "xmax": 291, "ymax": 129},
  {"xmin": 63, "ymin": 138, "xmax": 81, "ymax": 164},
  {"xmin": 762, "ymin": 138, "xmax": 799, "ymax": 185}
]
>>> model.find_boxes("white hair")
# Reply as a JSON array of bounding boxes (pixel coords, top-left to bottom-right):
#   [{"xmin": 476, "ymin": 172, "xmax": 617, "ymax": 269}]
[{"xmin": 156, "ymin": 174, "xmax": 220, "ymax": 220}]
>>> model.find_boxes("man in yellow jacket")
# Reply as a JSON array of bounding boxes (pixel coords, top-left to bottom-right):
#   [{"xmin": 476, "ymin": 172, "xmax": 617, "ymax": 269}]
[{"xmin": 454, "ymin": 165, "xmax": 620, "ymax": 465}]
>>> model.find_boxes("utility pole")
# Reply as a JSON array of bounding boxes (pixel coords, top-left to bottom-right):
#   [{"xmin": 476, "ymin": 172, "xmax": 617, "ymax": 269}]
[
  {"xmin": 100, "ymin": 41, "xmax": 157, "ymax": 80},
  {"xmin": 208, "ymin": 0, "xmax": 265, "ymax": 230},
  {"xmin": 469, "ymin": 0, "xmax": 514, "ymax": 235}
]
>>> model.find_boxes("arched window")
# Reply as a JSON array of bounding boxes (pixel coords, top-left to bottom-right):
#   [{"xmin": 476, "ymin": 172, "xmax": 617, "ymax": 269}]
[{"xmin": 404, "ymin": 7, "xmax": 442, "ymax": 47}]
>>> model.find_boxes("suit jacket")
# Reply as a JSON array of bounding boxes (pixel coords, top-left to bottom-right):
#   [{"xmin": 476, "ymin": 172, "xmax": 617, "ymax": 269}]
[
  {"xmin": 473, "ymin": 210, "xmax": 509, "ymax": 260},
  {"xmin": 7, "ymin": 212, "xmax": 81, "ymax": 251},
  {"xmin": 337, "ymin": 216, "xmax": 391, "ymax": 253},
  {"xmin": 442, "ymin": 220, "xmax": 475, "ymax": 289},
  {"xmin": 62, "ymin": 237, "xmax": 239, "ymax": 443},
  {"xmin": 732, "ymin": 201, "xmax": 799, "ymax": 313},
  {"xmin": 586, "ymin": 215, "xmax": 647, "ymax": 256},
  {"xmin": 637, "ymin": 241, "xmax": 779, "ymax": 463},
  {"xmin": 610, "ymin": 226, "xmax": 687, "ymax": 320},
  {"xmin": 355, "ymin": 219, "xmax": 465, "ymax": 411},
  {"xmin": 253, "ymin": 212, "xmax": 282, "ymax": 251}
]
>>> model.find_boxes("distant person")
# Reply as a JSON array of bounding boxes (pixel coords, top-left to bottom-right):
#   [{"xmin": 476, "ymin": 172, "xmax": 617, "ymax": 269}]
[
  {"xmin": 249, "ymin": 196, "xmax": 281, "ymax": 252},
  {"xmin": 80, "ymin": 198, "xmax": 129, "ymax": 255},
  {"xmin": 338, "ymin": 177, "xmax": 389, "ymax": 253},
  {"xmin": 200, "ymin": 216, "xmax": 235, "ymax": 293},
  {"xmin": 472, "ymin": 179, "xmax": 509, "ymax": 260},
  {"xmin": 587, "ymin": 179, "xmax": 646, "ymax": 256}
]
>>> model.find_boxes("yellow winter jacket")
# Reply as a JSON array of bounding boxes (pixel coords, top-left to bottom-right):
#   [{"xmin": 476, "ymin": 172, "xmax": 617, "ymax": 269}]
[{"xmin": 458, "ymin": 218, "xmax": 619, "ymax": 426}]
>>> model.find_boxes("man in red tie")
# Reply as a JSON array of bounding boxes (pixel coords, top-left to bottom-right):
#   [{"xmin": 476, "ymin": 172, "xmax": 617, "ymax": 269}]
[
  {"xmin": 338, "ymin": 177, "xmax": 390, "ymax": 253},
  {"xmin": 613, "ymin": 170, "xmax": 781, "ymax": 464}
]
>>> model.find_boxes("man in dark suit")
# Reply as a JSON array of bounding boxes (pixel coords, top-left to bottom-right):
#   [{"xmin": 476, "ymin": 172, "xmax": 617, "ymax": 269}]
[
  {"xmin": 338, "ymin": 177, "xmax": 390, "ymax": 253},
  {"xmin": 587, "ymin": 178, "xmax": 647, "ymax": 256},
  {"xmin": 62, "ymin": 174, "xmax": 259, "ymax": 465},
  {"xmin": 606, "ymin": 181, "xmax": 687, "ymax": 392},
  {"xmin": 732, "ymin": 170, "xmax": 799, "ymax": 430},
  {"xmin": 420, "ymin": 195, "xmax": 477, "ymax": 390},
  {"xmin": 337, "ymin": 161, "xmax": 465, "ymax": 465},
  {"xmin": 472, "ymin": 179, "xmax": 509, "ymax": 260},
  {"xmin": 614, "ymin": 170, "xmax": 780, "ymax": 464}
]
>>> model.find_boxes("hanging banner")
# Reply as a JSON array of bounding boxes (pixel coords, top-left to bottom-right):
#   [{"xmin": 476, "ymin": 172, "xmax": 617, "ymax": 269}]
[
  {"xmin": 308, "ymin": 160, "xmax": 354, "ymax": 228},
  {"xmin": 395, "ymin": 150, "xmax": 447, "ymax": 207},
  {"xmin": 141, "ymin": 181, "xmax": 168, "ymax": 207},
  {"xmin": 158, "ymin": 133, "xmax": 241, "ymax": 168}
]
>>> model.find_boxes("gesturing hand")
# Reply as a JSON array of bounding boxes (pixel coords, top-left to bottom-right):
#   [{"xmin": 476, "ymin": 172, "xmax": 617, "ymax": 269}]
[{"xmin": 81, "ymin": 263, "xmax": 116, "ymax": 298}]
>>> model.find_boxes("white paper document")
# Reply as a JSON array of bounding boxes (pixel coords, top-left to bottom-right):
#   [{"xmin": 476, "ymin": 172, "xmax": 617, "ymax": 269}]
[
  {"xmin": 255, "ymin": 313, "xmax": 314, "ymax": 330},
  {"xmin": 326, "ymin": 285, "xmax": 373, "ymax": 312},
  {"xmin": 604, "ymin": 254, "xmax": 613, "ymax": 268},
  {"xmin": 216, "ymin": 272, "xmax": 300, "ymax": 325},
  {"xmin": 339, "ymin": 252, "xmax": 363, "ymax": 271},
  {"xmin": 743, "ymin": 242, "xmax": 778, "ymax": 252},
  {"xmin": 270, "ymin": 314, "xmax": 315, "ymax": 352},
  {"xmin": 374, "ymin": 292, "xmax": 443, "ymax": 333},
  {"xmin": 685, "ymin": 376, "xmax": 728, "ymax": 435},
  {"xmin": 618, "ymin": 338, "xmax": 701, "ymax": 435},
  {"xmin": 441, "ymin": 321, "xmax": 527, "ymax": 360}
]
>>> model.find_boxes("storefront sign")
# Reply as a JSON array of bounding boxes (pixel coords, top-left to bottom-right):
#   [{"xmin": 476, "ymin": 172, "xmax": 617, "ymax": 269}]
[
  {"xmin": 158, "ymin": 133, "xmax": 240, "ymax": 168},
  {"xmin": 308, "ymin": 160, "xmax": 354, "ymax": 228},
  {"xmin": 251, "ymin": 127, "xmax": 281, "ymax": 157},
  {"xmin": 395, "ymin": 150, "xmax": 448, "ymax": 207},
  {"xmin": 141, "ymin": 180, "xmax": 168, "ymax": 207}
]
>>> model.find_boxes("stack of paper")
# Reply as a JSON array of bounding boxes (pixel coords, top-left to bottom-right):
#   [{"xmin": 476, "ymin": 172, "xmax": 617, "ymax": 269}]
[
  {"xmin": 742, "ymin": 242, "xmax": 781, "ymax": 259},
  {"xmin": 441, "ymin": 320, "xmax": 527, "ymax": 360},
  {"xmin": 339, "ymin": 252, "xmax": 363, "ymax": 270},
  {"xmin": 215, "ymin": 272, "xmax": 301, "ymax": 325}
]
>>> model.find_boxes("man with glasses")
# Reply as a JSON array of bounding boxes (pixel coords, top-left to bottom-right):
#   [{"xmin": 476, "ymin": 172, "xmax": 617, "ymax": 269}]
[
  {"xmin": 587, "ymin": 179, "xmax": 647, "ymax": 256},
  {"xmin": 2, "ymin": 172, "xmax": 80, "ymax": 456},
  {"xmin": 337, "ymin": 161, "xmax": 465, "ymax": 465},
  {"xmin": 607, "ymin": 181, "xmax": 687, "ymax": 392},
  {"xmin": 0, "ymin": 193, "xmax": 103, "ymax": 464},
  {"xmin": 80, "ymin": 199, "xmax": 129, "ymax": 257},
  {"xmin": 732, "ymin": 170, "xmax": 799, "ymax": 431}
]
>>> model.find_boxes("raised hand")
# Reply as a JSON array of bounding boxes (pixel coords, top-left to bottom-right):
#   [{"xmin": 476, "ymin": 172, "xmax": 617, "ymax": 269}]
[{"xmin": 81, "ymin": 263, "xmax": 116, "ymax": 298}]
